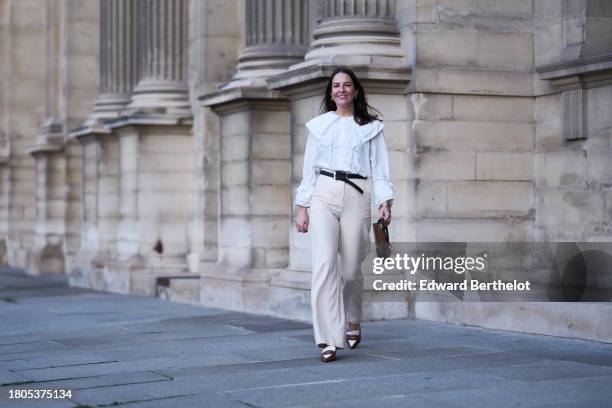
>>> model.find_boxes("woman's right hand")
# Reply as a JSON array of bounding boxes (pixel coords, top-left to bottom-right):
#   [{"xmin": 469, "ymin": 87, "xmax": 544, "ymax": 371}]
[{"xmin": 295, "ymin": 206, "xmax": 309, "ymax": 233}]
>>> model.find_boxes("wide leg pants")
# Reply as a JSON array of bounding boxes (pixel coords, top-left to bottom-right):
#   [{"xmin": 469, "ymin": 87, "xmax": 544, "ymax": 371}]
[{"xmin": 309, "ymin": 175, "xmax": 371, "ymax": 348}]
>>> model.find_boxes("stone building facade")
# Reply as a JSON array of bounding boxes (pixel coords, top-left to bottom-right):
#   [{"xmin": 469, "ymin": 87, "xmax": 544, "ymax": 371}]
[{"xmin": 1, "ymin": 0, "xmax": 611, "ymax": 342}]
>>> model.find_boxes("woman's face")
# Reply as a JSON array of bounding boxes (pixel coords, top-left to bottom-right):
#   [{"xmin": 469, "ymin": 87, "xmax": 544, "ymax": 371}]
[{"xmin": 330, "ymin": 72, "xmax": 358, "ymax": 108}]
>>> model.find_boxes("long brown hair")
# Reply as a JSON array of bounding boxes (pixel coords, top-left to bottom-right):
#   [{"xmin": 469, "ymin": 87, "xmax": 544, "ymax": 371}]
[{"xmin": 320, "ymin": 66, "xmax": 382, "ymax": 126}]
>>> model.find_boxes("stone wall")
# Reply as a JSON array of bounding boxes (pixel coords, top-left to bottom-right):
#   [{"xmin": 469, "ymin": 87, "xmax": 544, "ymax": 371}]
[
  {"xmin": 411, "ymin": 0, "xmax": 612, "ymax": 342},
  {"xmin": 404, "ymin": 0, "xmax": 536, "ymax": 244},
  {"xmin": 533, "ymin": 0, "xmax": 612, "ymax": 243}
]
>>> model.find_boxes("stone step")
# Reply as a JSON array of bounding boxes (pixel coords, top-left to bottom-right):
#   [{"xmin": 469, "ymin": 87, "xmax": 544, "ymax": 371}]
[{"xmin": 155, "ymin": 274, "xmax": 201, "ymax": 305}]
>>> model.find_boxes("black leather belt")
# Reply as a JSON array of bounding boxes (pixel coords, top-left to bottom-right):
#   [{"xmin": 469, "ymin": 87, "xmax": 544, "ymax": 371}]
[{"xmin": 320, "ymin": 170, "xmax": 367, "ymax": 194}]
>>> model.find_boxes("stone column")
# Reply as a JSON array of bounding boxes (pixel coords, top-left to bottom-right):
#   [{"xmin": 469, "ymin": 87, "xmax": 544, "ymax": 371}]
[
  {"xmin": 198, "ymin": 0, "xmax": 309, "ymax": 314},
  {"xmin": 0, "ymin": 1, "xmax": 7, "ymax": 164},
  {"xmin": 104, "ymin": 0, "xmax": 194, "ymax": 296},
  {"xmin": 26, "ymin": 0, "xmax": 67, "ymax": 276},
  {"xmin": 91, "ymin": 0, "xmax": 139, "ymax": 120},
  {"xmin": 70, "ymin": 0, "xmax": 136, "ymax": 288},
  {"xmin": 304, "ymin": 0, "xmax": 404, "ymax": 61},
  {"xmin": 127, "ymin": 0, "xmax": 190, "ymax": 116},
  {"xmin": 0, "ymin": 2, "xmax": 10, "ymax": 265},
  {"xmin": 222, "ymin": 0, "xmax": 309, "ymax": 88},
  {"xmin": 29, "ymin": 148, "xmax": 66, "ymax": 275}
]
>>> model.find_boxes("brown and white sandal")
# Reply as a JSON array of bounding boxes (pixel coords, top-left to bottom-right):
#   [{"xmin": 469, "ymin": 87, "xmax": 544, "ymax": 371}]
[
  {"xmin": 347, "ymin": 328, "xmax": 361, "ymax": 349},
  {"xmin": 320, "ymin": 345, "xmax": 337, "ymax": 363}
]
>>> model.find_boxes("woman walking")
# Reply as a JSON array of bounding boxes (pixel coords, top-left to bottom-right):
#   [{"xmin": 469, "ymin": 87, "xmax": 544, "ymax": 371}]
[{"xmin": 294, "ymin": 66, "xmax": 394, "ymax": 362}]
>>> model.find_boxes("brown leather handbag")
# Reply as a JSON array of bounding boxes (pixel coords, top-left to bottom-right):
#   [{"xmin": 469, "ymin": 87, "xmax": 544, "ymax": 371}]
[{"xmin": 373, "ymin": 218, "xmax": 392, "ymax": 258}]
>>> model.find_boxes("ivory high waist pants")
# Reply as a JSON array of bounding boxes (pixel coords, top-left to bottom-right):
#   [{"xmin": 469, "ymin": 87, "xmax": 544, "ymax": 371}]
[{"xmin": 309, "ymin": 175, "xmax": 371, "ymax": 348}]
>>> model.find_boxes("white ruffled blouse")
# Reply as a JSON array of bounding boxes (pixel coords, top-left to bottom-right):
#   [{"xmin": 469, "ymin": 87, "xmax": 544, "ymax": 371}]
[{"xmin": 295, "ymin": 111, "xmax": 395, "ymax": 208}]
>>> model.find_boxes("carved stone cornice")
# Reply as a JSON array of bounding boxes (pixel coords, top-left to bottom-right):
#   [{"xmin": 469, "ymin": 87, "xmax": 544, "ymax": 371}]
[
  {"xmin": 104, "ymin": 114, "xmax": 193, "ymax": 130},
  {"xmin": 27, "ymin": 120, "xmax": 65, "ymax": 156},
  {"xmin": 69, "ymin": 124, "xmax": 112, "ymax": 140},
  {"xmin": 267, "ymin": 55, "xmax": 411, "ymax": 98},
  {"xmin": 537, "ymin": 53, "xmax": 612, "ymax": 91},
  {"xmin": 199, "ymin": 88, "xmax": 289, "ymax": 116},
  {"xmin": 536, "ymin": 54, "xmax": 612, "ymax": 141}
]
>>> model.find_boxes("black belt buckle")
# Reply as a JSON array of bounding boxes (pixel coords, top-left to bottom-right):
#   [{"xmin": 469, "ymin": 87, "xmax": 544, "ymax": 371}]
[{"xmin": 320, "ymin": 170, "xmax": 364, "ymax": 194}]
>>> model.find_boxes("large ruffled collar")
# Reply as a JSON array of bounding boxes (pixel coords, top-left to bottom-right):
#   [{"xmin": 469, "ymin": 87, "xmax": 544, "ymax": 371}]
[{"xmin": 305, "ymin": 111, "xmax": 384, "ymax": 143}]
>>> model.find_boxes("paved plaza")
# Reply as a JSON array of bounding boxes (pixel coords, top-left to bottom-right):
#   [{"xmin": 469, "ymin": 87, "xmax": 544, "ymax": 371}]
[{"xmin": 1, "ymin": 268, "xmax": 611, "ymax": 407}]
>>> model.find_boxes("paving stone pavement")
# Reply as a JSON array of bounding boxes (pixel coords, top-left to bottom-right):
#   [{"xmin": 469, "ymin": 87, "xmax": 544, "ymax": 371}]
[{"xmin": 1, "ymin": 267, "xmax": 611, "ymax": 408}]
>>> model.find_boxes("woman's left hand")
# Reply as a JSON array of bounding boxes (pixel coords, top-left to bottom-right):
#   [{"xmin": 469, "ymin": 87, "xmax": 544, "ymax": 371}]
[{"xmin": 379, "ymin": 204, "xmax": 391, "ymax": 226}]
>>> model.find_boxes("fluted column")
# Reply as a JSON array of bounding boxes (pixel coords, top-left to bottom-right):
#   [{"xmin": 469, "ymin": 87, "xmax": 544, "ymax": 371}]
[
  {"xmin": 128, "ymin": 0, "xmax": 189, "ymax": 115},
  {"xmin": 222, "ymin": 0, "xmax": 309, "ymax": 89},
  {"xmin": 91, "ymin": 0, "xmax": 139, "ymax": 119},
  {"xmin": 305, "ymin": 0, "xmax": 403, "ymax": 61}
]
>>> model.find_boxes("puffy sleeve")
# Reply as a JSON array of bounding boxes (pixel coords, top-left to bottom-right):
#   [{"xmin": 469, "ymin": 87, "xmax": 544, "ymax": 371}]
[
  {"xmin": 295, "ymin": 132, "xmax": 318, "ymax": 208},
  {"xmin": 369, "ymin": 128, "xmax": 395, "ymax": 208}
]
